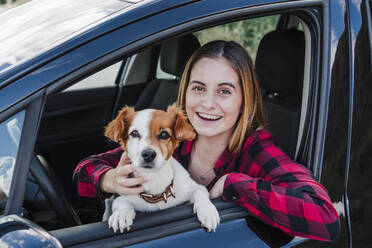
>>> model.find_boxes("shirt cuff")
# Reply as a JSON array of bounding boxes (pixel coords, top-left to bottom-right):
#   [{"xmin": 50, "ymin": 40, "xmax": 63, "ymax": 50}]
[
  {"xmin": 94, "ymin": 166, "xmax": 114, "ymax": 201},
  {"xmin": 222, "ymin": 173, "xmax": 252, "ymax": 202}
]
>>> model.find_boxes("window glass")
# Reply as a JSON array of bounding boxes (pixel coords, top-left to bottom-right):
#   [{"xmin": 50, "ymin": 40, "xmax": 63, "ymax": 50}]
[
  {"xmin": 0, "ymin": 111, "xmax": 25, "ymax": 202},
  {"xmin": 194, "ymin": 15, "xmax": 279, "ymax": 62},
  {"xmin": 64, "ymin": 61, "xmax": 122, "ymax": 91}
]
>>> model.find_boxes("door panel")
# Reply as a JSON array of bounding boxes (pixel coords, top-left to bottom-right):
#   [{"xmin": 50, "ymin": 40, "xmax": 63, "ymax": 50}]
[{"xmin": 127, "ymin": 218, "xmax": 270, "ymax": 248}]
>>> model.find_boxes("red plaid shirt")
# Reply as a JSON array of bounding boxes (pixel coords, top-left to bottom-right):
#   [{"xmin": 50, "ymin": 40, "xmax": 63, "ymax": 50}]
[{"xmin": 73, "ymin": 129, "xmax": 340, "ymax": 241}]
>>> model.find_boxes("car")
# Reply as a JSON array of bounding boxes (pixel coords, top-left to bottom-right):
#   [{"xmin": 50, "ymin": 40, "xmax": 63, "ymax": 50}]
[{"xmin": 0, "ymin": 0, "xmax": 371, "ymax": 247}]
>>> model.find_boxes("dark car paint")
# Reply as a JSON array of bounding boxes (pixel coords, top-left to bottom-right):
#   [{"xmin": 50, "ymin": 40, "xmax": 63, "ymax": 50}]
[{"xmin": 0, "ymin": 0, "xmax": 371, "ymax": 247}]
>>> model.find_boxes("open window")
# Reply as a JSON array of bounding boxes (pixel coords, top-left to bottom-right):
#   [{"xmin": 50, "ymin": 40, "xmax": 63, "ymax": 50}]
[{"xmin": 22, "ymin": 6, "xmax": 319, "ymax": 248}]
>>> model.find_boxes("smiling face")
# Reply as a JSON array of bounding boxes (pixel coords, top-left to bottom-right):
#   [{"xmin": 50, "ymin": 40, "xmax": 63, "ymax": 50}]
[{"xmin": 185, "ymin": 57, "xmax": 243, "ymax": 139}]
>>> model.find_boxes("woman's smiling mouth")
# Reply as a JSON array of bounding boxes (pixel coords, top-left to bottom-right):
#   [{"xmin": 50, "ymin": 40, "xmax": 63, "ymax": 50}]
[{"xmin": 197, "ymin": 112, "xmax": 222, "ymax": 121}]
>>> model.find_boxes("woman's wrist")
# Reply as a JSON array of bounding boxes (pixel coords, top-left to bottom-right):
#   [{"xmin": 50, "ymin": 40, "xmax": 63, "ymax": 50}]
[{"xmin": 100, "ymin": 168, "xmax": 115, "ymax": 194}]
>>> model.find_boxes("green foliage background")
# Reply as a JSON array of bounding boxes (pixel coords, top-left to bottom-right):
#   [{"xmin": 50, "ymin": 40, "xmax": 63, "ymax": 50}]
[
  {"xmin": 194, "ymin": 15, "xmax": 279, "ymax": 62},
  {"xmin": 0, "ymin": 0, "xmax": 29, "ymax": 7}
]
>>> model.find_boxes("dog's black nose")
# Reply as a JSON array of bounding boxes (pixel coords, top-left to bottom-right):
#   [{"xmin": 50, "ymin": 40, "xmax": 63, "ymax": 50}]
[{"xmin": 141, "ymin": 149, "xmax": 156, "ymax": 163}]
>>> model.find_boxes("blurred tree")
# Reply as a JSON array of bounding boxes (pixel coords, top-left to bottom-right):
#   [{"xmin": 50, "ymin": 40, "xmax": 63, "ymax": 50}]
[
  {"xmin": 194, "ymin": 15, "xmax": 279, "ymax": 62},
  {"xmin": 1, "ymin": 0, "xmax": 28, "ymax": 6}
]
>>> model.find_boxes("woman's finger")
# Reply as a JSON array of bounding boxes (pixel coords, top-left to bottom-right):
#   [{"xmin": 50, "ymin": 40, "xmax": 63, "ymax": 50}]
[
  {"xmin": 117, "ymin": 176, "xmax": 145, "ymax": 187},
  {"xmin": 118, "ymin": 151, "xmax": 131, "ymax": 166},
  {"xmin": 117, "ymin": 185, "xmax": 145, "ymax": 195},
  {"xmin": 116, "ymin": 163, "xmax": 135, "ymax": 177}
]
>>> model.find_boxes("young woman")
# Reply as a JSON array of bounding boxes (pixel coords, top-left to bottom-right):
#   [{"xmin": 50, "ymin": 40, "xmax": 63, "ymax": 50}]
[{"xmin": 73, "ymin": 40, "xmax": 340, "ymax": 241}]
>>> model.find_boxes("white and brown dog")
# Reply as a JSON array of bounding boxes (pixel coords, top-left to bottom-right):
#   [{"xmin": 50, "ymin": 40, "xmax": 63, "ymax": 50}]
[{"xmin": 103, "ymin": 105, "xmax": 220, "ymax": 233}]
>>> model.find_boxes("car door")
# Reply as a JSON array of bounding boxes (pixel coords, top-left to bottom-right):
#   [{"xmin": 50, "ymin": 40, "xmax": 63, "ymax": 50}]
[
  {"xmin": 0, "ymin": 0, "xmax": 350, "ymax": 247},
  {"xmin": 346, "ymin": 0, "xmax": 372, "ymax": 247}
]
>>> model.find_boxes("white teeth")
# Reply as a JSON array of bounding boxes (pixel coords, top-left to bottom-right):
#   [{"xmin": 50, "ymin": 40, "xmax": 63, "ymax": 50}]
[{"xmin": 198, "ymin": 112, "xmax": 220, "ymax": 120}]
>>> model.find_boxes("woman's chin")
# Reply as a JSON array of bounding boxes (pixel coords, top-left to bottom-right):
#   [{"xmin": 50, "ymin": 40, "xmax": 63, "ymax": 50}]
[{"xmin": 193, "ymin": 126, "xmax": 224, "ymax": 137}]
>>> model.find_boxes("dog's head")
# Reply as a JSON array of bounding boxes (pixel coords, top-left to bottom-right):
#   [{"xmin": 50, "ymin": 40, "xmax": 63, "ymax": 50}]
[{"xmin": 105, "ymin": 105, "xmax": 195, "ymax": 169}]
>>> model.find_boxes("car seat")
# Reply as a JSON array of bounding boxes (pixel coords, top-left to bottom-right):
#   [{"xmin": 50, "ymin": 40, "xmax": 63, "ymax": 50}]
[
  {"xmin": 135, "ymin": 34, "xmax": 201, "ymax": 110},
  {"xmin": 255, "ymin": 28, "xmax": 305, "ymax": 158}
]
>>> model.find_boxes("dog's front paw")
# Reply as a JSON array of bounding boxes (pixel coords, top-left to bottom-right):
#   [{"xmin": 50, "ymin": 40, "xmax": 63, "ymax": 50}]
[
  {"xmin": 193, "ymin": 200, "xmax": 220, "ymax": 232},
  {"xmin": 108, "ymin": 209, "xmax": 136, "ymax": 233}
]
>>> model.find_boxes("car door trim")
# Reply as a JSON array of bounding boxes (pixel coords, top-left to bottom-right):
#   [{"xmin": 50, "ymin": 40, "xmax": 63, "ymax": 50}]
[{"xmin": 4, "ymin": 90, "xmax": 46, "ymax": 215}]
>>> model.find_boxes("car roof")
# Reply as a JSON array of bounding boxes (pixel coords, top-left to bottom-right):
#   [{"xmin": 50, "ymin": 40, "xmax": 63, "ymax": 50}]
[{"xmin": 0, "ymin": 0, "xmax": 146, "ymax": 77}]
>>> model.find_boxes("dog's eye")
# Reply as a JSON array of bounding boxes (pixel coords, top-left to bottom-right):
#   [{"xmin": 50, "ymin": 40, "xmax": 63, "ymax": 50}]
[
  {"xmin": 159, "ymin": 131, "xmax": 170, "ymax": 140},
  {"xmin": 130, "ymin": 130, "xmax": 140, "ymax": 138}
]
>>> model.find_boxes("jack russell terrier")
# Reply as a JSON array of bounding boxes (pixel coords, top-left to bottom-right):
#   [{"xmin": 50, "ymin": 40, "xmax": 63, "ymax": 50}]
[{"xmin": 103, "ymin": 105, "xmax": 220, "ymax": 233}]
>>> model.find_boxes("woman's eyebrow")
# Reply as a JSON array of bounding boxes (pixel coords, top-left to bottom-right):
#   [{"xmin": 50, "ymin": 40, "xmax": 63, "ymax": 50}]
[
  {"xmin": 190, "ymin": 81, "xmax": 236, "ymax": 89},
  {"xmin": 190, "ymin": 80, "xmax": 205, "ymax": 86},
  {"xmin": 218, "ymin": 82, "xmax": 236, "ymax": 89}
]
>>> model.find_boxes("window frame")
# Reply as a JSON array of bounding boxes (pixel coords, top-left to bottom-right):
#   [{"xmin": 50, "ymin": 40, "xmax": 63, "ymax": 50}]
[
  {"xmin": 0, "ymin": 89, "xmax": 46, "ymax": 216},
  {"xmin": 43, "ymin": 3, "xmax": 324, "ymax": 248}
]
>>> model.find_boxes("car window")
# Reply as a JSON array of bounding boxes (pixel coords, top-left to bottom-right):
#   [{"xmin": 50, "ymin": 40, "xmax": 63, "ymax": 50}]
[
  {"xmin": 0, "ymin": 111, "xmax": 25, "ymax": 205},
  {"xmin": 64, "ymin": 61, "xmax": 123, "ymax": 91}
]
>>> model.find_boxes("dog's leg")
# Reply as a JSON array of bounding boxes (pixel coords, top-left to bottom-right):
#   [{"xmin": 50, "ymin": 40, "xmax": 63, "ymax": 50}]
[
  {"xmin": 190, "ymin": 186, "xmax": 220, "ymax": 232},
  {"xmin": 108, "ymin": 196, "xmax": 136, "ymax": 233},
  {"xmin": 102, "ymin": 196, "xmax": 114, "ymax": 221}
]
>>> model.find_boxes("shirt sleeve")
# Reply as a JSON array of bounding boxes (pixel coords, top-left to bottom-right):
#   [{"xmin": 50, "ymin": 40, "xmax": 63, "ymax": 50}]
[
  {"xmin": 72, "ymin": 147, "xmax": 123, "ymax": 199},
  {"xmin": 222, "ymin": 131, "xmax": 340, "ymax": 241}
]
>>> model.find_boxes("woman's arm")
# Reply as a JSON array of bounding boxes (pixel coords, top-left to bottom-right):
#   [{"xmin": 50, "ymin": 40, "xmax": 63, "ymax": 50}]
[
  {"xmin": 222, "ymin": 130, "xmax": 340, "ymax": 241},
  {"xmin": 73, "ymin": 147, "xmax": 123, "ymax": 199}
]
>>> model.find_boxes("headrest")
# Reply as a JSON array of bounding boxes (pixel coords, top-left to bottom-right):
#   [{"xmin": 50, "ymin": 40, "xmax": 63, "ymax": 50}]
[
  {"xmin": 160, "ymin": 34, "xmax": 200, "ymax": 77},
  {"xmin": 255, "ymin": 29, "xmax": 305, "ymax": 102}
]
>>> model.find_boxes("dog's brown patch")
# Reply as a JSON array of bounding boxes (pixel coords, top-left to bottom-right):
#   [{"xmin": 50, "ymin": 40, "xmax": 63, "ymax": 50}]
[
  {"xmin": 150, "ymin": 110, "xmax": 175, "ymax": 159},
  {"xmin": 150, "ymin": 106, "xmax": 196, "ymax": 159},
  {"xmin": 104, "ymin": 106, "xmax": 136, "ymax": 150},
  {"xmin": 167, "ymin": 105, "xmax": 196, "ymax": 141}
]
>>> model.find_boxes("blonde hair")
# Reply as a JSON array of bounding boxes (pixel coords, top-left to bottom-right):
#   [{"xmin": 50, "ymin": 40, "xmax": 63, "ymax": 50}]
[{"xmin": 176, "ymin": 40, "xmax": 267, "ymax": 152}]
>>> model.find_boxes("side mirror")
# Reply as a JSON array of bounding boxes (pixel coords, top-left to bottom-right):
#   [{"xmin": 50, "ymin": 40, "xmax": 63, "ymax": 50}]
[{"xmin": 0, "ymin": 214, "xmax": 62, "ymax": 248}]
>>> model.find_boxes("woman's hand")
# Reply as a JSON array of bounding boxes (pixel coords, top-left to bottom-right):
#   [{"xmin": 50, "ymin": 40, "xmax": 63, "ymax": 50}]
[
  {"xmin": 100, "ymin": 152, "xmax": 145, "ymax": 195},
  {"xmin": 209, "ymin": 174, "xmax": 228, "ymax": 199}
]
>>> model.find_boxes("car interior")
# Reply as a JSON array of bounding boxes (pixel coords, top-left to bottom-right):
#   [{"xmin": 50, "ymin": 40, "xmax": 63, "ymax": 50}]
[{"xmin": 23, "ymin": 12, "xmax": 311, "ymax": 244}]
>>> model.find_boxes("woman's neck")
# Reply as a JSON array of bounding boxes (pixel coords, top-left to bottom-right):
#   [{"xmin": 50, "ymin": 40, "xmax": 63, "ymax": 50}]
[{"xmin": 193, "ymin": 131, "xmax": 232, "ymax": 163}]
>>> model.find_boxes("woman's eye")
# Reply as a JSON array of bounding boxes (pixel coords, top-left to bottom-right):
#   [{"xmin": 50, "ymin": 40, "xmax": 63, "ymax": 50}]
[
  {"xmin": 130, "ymin": 130, "xmax": 140, "ymax": 138},
  {"xmin": 191, "ymin": 86, "xmax": 204, "ymax": 92},
  {"xmin": 218, "ymin": 88, "xmax": 232, "ymax": 95},
  {"xmin": 159, "ymin": 131, "xmax": 170, "ymax": 140}
]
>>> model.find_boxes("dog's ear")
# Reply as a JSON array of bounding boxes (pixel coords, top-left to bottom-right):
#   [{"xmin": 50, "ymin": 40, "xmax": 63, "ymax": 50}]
[
  {"xmin": 105, "ymin": 106, "xmax": 135, "ymax": 143},
  {"xmin": 167, "ymin": 105, "xmax": 196, "ymax": 141}
]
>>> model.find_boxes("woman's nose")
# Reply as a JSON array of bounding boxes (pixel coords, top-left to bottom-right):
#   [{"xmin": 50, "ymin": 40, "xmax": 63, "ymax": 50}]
[{"xmin": 201, "ymin": 91, "xmax": 215, "ymax": 109}]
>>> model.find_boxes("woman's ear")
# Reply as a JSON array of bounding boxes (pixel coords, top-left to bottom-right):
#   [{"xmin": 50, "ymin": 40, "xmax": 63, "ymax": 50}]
[
  {"xmin": 105, "ymin": 106, "xmax": 135, "ymax": 143},
  {"xmin": 167, "ymin": 105, "xmax": 196, "ymax": 141}
]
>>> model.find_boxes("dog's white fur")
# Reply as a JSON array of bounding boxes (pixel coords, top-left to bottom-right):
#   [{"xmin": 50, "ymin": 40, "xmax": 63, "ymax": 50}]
[{"xmin": 105, "ymin": 107, "xmax": 220, "ymax": 233}]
